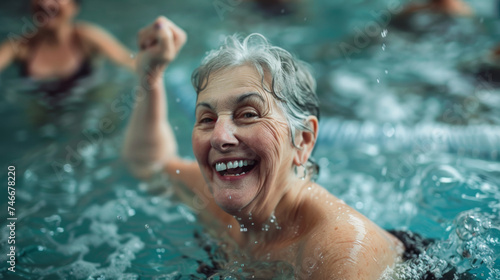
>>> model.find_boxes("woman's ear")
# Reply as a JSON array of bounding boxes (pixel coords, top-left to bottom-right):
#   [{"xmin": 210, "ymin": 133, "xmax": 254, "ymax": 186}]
[{"xmin": 293, "ymin": 116, "xmax": 318, "ymax": 166}]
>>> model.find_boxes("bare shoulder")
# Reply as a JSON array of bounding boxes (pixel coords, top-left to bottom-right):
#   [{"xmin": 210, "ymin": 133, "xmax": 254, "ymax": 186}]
[
  {"xmin": 74, "ymin": 21, "xmax": 102, "ymax": 33},
  {"xmin": 73, "ymin": 21, "xmax": 107, "ymax": 39},
  {"xmin": 0, "ymin": 37, "xmax": 29, "ymax": 61},
  {"xmin": 295, "ymin": 193, "xmax": 403, "ymax": 279}
]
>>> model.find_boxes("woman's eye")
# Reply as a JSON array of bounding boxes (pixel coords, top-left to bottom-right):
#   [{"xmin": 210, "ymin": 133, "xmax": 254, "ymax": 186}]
[
  {"xmin": 199, "ymin": 117, "xmax": 214, "ymax": 124},
  {"xmin": 242, "ymin": 112, "xmax": 258, "ymax": 118}
]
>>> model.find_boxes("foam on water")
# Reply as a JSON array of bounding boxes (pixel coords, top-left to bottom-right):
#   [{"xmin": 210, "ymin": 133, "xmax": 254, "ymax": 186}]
[
  {"xmin": 316, "ymin": 143, "xmax": 500, "ymax": 279},
  {"xmin": 1, "ymin": 0, "xmax": 500, "ymax": 278}
]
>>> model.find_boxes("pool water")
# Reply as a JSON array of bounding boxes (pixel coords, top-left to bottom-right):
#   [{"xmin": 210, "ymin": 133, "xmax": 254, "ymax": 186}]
[{"xmin": 0, "ymin": 0, "xmax": 499, "ymax": 279}]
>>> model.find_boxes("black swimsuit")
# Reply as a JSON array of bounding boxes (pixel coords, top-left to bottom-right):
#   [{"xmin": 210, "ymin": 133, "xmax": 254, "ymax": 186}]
[
  {"xmin": 389, "ymin": 230, "xmax": 476, "ymax": 280},
  {"xmin": 18, "ymin": 29, "xmax": 93, "ymax": 107}
]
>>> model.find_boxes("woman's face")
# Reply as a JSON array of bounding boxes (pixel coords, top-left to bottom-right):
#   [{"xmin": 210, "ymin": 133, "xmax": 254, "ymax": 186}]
[
  {"xmin": 31, "ymin": 0, "xmax": 79, "ymax": 29},
  {"xmin": 192, "ymin": 65, "xmax": 297, "ymax": 215}
]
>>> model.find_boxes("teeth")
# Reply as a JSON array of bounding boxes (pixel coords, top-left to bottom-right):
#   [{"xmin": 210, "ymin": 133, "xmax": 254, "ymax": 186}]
[
  {"xmin": 215, "ymin": 162, "xmax": 227, "ymax": 171},
  {"xmin": 225, "ymin": 172, "xmax": 246, "ymax": 177},
  {"xmin": 215, "ymin": 160, "xmax": 255, "ymax": 171}
]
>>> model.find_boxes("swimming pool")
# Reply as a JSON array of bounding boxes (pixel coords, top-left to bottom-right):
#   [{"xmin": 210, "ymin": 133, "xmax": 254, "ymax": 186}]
[{"xmin": 0, "ymin": 0, "xmax": 499, "ymax": 279}]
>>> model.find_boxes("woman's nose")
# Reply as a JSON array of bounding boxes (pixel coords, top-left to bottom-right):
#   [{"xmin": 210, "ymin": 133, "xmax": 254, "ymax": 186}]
[{"xmin": 210, "ymin": 117, "xmax": 238, "ymax": 152}]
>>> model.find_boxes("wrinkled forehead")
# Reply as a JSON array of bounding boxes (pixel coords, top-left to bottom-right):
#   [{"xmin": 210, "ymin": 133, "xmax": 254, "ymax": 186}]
[
  {"xmin": 197, "ymin": 64, "xmax": 274, "ymax": 101},
  {"xmin": 31, "ymin": 0, "xmax": 78, "ymax": 7}
]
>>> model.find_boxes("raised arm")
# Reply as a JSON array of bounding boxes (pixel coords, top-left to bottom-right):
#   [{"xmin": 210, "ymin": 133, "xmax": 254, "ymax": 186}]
[
  {"xmin": 77, "ymin": 21, "xmax": 136, "ymax": 70},
  {"xmin": 122, "ymin": 16, "xmax": 186, "ymax": 179},
  {"xmin": 122, "ymin": 17, "xmax": 232, "ymax": 223}
]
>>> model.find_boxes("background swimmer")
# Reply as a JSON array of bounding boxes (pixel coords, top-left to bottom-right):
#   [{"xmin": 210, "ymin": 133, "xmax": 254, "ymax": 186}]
[
  {"xmin": 0, "ymin": 0, "xmax": 135, "ymax": 83},
  {"xmin": 0, "ymin": 0, "xmax": 137, "ymax": 124},
  {"xmin": 400, "ymin": 0, "xmax": 474, "ymax": 17}
]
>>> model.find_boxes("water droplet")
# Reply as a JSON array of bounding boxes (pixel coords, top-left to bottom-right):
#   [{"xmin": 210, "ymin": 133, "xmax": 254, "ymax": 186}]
[
  {"xmin": 128, "ymin": 209, "xmax": 136, "ymax": 216},
  {"xmin": 355, "ymin": 202, "xmax": 364, "ymax": 209},
  {"xmin": 228, "ymin": 224, "xmax": 232, "ymax": 229},
  {"xmin": 176, "ymin": 169, "xmax": 180, "ymax": 174},
  {"xmin": 117, "ymin": 215, "xmax": 122, "ymax": 220},
  {"xmin": 376, "ymin": 78, "xmax": 380, "ymax": 83},
  {"xmin": 63, "ymin": 164, "xmax": 73, "ymax": 173},
  {"xmin": 381, "ymin": 29, "xmax": 388, "ymax": 38},
  {"xmin": 381, "ymin": 167, "xmax": 387, "ymax": 176},
  {"xmin": 229, "ymin": 195, "xmax": 232, "ymax": 199},
  {"xmin": 145, "ymin": 224, "xmax": 149, "ymax": 229},
  {"xmin": 381, "ymin": 44, "xmax": 386, "ymax": 51},
  {"xmin": 382, "ymin": 123, "xmax": 395, "ymax": 137}
]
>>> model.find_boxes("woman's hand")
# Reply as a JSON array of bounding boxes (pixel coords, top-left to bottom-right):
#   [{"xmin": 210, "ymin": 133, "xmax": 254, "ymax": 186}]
[{"xmin": 136, "ymin": 16, "xmax": 187, "ymax": 79}]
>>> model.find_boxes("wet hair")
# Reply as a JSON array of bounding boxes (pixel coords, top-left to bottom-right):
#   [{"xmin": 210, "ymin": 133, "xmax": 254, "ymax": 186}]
[{"xmin": 191, "ymin": 33, "xmax": 320, "ymax": 178}]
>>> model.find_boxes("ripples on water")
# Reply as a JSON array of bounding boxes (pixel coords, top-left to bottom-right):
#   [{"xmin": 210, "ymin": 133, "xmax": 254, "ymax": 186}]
[
  {"xmin": 315, "ymin": 144, "xmax": 500, "ymax": 279},
  {"xmin": 1, "ymin": 0, "xmax": 500, "ymax": 279}
]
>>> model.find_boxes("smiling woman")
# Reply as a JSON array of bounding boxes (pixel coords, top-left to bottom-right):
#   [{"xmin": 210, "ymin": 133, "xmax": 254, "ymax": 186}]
[{"xmin": 123, "ymin": 16, "xmax": 404, "ymax": 279}]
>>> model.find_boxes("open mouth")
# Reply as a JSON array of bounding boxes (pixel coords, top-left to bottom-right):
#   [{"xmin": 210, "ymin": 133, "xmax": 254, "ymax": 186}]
[{"xmin": 214, "ymin": 160, "xmax": 257, "ymax": 177}]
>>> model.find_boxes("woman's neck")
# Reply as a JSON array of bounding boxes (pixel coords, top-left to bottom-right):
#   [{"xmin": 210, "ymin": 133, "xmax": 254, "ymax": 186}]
[
  {"xmin": 38, "ymin": 22, "xmax": 74, "ymax": 44},
  {"xmin": 233, "ymin": 179, "xmax": 317, "ymax": 254}
]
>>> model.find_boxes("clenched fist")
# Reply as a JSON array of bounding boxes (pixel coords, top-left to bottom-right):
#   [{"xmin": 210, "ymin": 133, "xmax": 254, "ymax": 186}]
[{"xmin": 136, "ymin": 16, "xmax": 187, "ymax": 79}]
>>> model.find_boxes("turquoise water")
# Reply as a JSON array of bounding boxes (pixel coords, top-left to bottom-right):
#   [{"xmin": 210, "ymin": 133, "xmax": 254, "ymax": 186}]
[{"xmin": 0, "ymin": 0, "xmax": 499, "ymax": 279}]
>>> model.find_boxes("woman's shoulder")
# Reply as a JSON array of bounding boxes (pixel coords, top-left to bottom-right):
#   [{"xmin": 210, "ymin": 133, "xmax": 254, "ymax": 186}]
[
  {"xmin": 73, "ymin": 21, "xmax": 114, "ymax": 55},
  {"xmin": 73, "ymin": 21, "xmax": 104, "ymax": 39},
  {"xmin": 295, "ymin": 190, "xmax": 402, "ymax": 279},
  {"xmin": 0, "ymin": 37, "xmax": 30, "ymax": 61}
]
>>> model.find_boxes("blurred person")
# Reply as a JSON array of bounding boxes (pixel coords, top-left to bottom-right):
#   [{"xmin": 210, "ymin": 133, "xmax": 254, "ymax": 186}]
[
  {"xmin": 0, "ymin": 0, "xmax": 135, "ymax": 104},
  {"xmin": 401, "ymin": 0, "xmax": 474, "ymax": 17}
]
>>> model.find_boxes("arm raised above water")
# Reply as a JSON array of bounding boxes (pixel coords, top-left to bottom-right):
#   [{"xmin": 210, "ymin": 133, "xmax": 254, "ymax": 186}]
[{"xmin": 122, "ymin": 16, "xmax": 186, "ymax": 179}]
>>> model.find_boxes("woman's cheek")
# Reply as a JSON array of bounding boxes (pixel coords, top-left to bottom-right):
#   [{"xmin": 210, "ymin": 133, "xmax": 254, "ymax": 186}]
[
  {"xmin": 250, "ymin": 119, "xmax": 291, "ymax": 173},
  {"xmin": 192, "ymin": 131, "xmax": 209, "ymax": 163}
]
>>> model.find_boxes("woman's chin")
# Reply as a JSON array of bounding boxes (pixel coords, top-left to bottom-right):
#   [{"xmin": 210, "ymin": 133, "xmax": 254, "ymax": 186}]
[
  {"xmin": 39, "ymin": 21, "xmax": 60, "ymax": 31},
  {"xmin": 213, "ymin": 191, "xmax": 252, "ymax": 215}
]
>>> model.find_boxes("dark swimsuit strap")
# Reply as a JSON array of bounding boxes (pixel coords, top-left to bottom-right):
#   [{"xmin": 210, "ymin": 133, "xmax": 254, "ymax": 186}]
[
  {"xmin": 21, "ymin": 24, "xmax": 91, "ymax": 78},
  {"xmin": 20, "ymin": 25, "xmax": 95, "ymax": 105}
]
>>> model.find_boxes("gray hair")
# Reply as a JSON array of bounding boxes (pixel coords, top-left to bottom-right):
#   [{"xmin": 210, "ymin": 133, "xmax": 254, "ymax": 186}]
[{"xmin": 191, "ymin": 33, "xmax": 320, "ymax": 178}]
